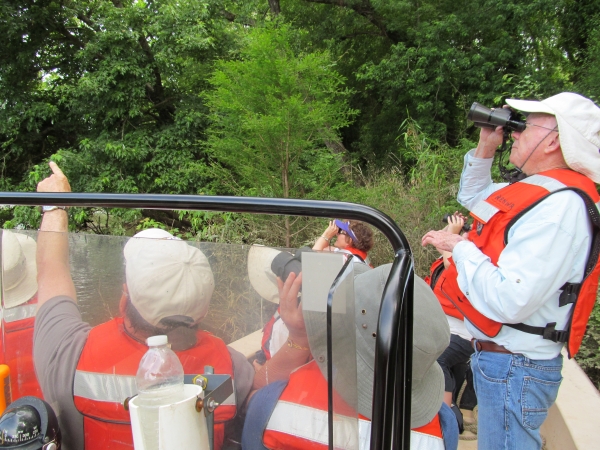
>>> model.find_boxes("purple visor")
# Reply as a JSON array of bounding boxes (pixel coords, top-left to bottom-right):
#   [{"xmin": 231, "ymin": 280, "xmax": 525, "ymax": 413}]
[{"xmin": 334, "ymin": 219, "xmax": 358, "ymax": 243}]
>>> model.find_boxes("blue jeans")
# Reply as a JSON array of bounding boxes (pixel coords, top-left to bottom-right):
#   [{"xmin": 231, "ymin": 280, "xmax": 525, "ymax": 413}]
[{"xmin": 471, "ymin": 345, "xmax": 563, "ymax": 450}]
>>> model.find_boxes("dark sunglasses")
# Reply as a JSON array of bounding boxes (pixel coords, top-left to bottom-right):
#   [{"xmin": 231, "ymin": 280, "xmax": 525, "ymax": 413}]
[{"xmin": 337, "ymin": 229, "xmax": 348, "ymax": 236}]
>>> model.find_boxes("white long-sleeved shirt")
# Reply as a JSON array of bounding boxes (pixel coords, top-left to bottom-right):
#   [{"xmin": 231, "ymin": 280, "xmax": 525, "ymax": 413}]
[{"xmin": 452, "ymin": 150, "xmax": 593, "ymax": 359}]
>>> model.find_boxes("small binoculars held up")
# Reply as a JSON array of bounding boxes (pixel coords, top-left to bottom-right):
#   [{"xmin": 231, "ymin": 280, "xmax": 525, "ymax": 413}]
[{"xmin": 468, "ymin": 102, "xmax": 526, "ymax": 132}]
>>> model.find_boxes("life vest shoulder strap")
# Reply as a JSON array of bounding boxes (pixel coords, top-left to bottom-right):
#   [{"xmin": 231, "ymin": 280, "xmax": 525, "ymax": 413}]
[
  {"xmin": 504, "ymin": 186, "xmax": 600, "ymax": 245},
  {"xmin": 241, "ymin": 380, "xmax": 289, "ymax": 450}
]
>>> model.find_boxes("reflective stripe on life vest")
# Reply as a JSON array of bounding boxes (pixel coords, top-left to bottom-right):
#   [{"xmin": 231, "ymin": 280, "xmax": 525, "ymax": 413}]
[
  {"xmin": 471, "ymin": 174, "xmax": 568, "ymax": 225},
  {"xmin": 265, "ymin": 400, "xmax": 445, "ymax": 450},
  {"xmin": 74, "ymin": 370, "xmax": 236, "ymax": 406},
  {"xmin": 3, "ymin": 304, "xmax": 37, "ymax": 323},
  {"xmin": 470, "ymin": 200, "xmax": 500, "ymax": 224},
  {"xmin": 520, "ymin": 173, "xmax": 568, "ymax": 191},
  {"xmin": 266, "ymin": 401, "xmax": 371, "ymax": 450}
]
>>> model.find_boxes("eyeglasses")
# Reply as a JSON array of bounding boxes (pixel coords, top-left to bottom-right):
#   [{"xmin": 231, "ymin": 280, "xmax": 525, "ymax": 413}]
[
  {"xmin": 524, "ymin": 122, "xmax": 559, "ymax": 132},
  {"xmin": 337, "ymin": 229, "xmax": 348, "ymax": 236}
]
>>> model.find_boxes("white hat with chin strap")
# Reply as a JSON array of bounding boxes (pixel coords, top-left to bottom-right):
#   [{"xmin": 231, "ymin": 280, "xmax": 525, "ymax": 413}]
[{"xmin": 506, "ymin": 92, "xmax": 600, "ymax": 183}]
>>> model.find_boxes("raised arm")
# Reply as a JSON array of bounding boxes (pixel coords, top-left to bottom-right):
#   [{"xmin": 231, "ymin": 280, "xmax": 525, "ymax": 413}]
[
  {"xmin": 457, "ymin": 127, "xmax": 507, "ymax": 210},
  {"xmin": 312, "ymin": 221, "xmax": 337, "ymax": 251},
  {"xmin": 252, "ymin": 272, "xmax": 310, "ymax": 391},
  {"xmin": 36, "ymin": 162, "xmax": 76, "ymax": 308}
]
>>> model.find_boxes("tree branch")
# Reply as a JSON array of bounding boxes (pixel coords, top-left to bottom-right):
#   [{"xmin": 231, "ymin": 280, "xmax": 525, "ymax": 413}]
[
  {"xmin": 268, "ymin": 0, "xmax": 281, "ymax": 15},
  {"xmin": 302, "ymin": 0, "xmax": 400, "ymax": 43}
]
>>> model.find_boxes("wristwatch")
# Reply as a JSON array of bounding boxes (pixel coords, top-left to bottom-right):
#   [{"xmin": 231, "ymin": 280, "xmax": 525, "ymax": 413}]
[{"xmin": 41, "ymin": 205, "xmax": 67, "ymax": 213}]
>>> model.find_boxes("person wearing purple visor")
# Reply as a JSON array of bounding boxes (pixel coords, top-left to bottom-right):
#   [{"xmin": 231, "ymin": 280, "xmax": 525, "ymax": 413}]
[{"xmin": 312, "ymin": 219, "xmax": 374, "ymax": 266}]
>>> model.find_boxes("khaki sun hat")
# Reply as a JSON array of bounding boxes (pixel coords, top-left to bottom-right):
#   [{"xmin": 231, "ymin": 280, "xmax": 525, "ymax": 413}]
[
  {"xmin": 506, "ymin": 92, "xmax": 600, "ymax": 183},
  {"xmin": 304, "ymin": 263, "xmax": 449, "ymax": 428},
  {"xmin": 2, "ymin": 231, "xmax": 38, "ymax": 309},
  {"xmin": 123, "ymin": 229, "xmax": 214, "ymax": 326},
  {"xmin": 247, "ymin": 245, "xmax": 283, "ymax": 304}
]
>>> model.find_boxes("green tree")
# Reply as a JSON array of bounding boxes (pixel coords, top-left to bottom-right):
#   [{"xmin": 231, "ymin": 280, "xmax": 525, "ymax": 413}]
[
  {"xmin": 204, "ymin": 23, "xmax": 356, "ymax": 245},
  {"xmin": 0, "ymin": 0, "xmax": 238, "ymax": 196}
]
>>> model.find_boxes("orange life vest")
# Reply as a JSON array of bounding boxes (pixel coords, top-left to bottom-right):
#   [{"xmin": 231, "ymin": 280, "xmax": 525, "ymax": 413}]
[
  {"xmin": 1, "ymin": 297, "xmax": 42, "ymax": 401},
  {"xmin": 262, "ymin": 361, "xmax": 444, "ymax": 450},
  {"xmin": 443, "ymin": 169, "xmax": 600, "ymax": 358},
  {"xmin": 426, "ymin": 258, "xmax": 464, "ymax": 320},
  {"xmin": 73, "ymin": 317, "xmax": 236, "ymax": 450}
]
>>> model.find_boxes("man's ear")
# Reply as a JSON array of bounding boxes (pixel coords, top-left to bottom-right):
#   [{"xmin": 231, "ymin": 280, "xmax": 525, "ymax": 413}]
[{"xmin": 544, "ymin": 133, "xmax": 561, "ymax": 155}]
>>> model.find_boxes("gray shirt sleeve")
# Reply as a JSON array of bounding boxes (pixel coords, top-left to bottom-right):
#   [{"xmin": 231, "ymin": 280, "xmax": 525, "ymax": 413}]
[
  {"xmin": 227, "ymin": 346, "xmax": 254, "ymax": 409},
  {"xmin": 34, "ymin": 296, "xmax": 91, "ymax": 450}
]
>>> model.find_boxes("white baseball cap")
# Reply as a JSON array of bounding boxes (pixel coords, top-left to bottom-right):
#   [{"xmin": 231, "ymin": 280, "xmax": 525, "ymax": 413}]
[
  {"xmin": 123, "ymin": 229, "xmax": 214, "ymax": 326},
  {"xmin": 506, "ymin": 92, "xmax": 600, "ymax": 183}
]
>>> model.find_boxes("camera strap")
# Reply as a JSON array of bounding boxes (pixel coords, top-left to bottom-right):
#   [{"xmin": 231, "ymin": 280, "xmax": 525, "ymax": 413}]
[{"xmin": 497, "ymin": 131, "xmax": 527, "ymax": 183}]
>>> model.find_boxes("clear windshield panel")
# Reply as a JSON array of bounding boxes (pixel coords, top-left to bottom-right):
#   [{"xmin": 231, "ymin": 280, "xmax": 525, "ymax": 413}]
[
  {"xmin": 1, "ymin": 229, "xmax": 371, "ymax": 449},
  {"xmin": 302, "ymin": 252, "xmax": 360, "ymax": 450},
  {"xmin": 1, "ymin": 231, "xmax": 288, "ymax": 444}
]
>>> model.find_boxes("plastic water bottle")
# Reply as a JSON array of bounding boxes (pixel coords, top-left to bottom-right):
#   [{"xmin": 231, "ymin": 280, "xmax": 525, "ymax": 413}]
[{"xmin": 135, "ymin": 335, "xmax": 186, "ymax": 450}]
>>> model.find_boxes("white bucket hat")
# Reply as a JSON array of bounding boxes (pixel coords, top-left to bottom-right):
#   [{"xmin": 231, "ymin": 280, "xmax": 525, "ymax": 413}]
[
  {"xmin": 2, "ymin": 231, "xmax": 38, "ymax": 309},
  {"xmin": 506, "ymin": 92, "xmax": 600, "ymax": 183},
  {"xmin": 247, "ymin": 245, "xmax": 282, "ymax": 304},
  {"xmin": 123, "ymin": 229, "xmax": 214, "ymax": 326},
  {"xmin": 304, "ymin": 263, "xmax": 449, "ymax": 428}
]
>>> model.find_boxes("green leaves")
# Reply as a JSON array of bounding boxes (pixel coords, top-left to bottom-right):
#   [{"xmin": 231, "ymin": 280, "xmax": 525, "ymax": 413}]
[{"xmin": 205, "ymin": 23, "xmax": 355, "ymax": 200}]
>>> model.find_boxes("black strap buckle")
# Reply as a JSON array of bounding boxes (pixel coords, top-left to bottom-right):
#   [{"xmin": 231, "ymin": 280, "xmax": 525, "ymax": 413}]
[
  {"xmin": 541, "ymin": 322, "xmax": 568, "ymax": 343},
  {"xmin": 559, "ymin": 282, "xmax": 580, "ymax": 307}
]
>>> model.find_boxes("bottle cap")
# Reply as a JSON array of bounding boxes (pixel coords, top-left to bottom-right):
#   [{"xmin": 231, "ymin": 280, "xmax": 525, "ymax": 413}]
[{"xmin": 146, "ymin": 335, "xmax": 168, "ymax": 347}]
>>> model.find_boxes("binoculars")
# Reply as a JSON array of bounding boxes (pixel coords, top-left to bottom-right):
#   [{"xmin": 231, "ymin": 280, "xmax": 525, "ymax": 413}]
[{"xmin": 468, "ymin": 102, "xmax": 526, "ymax": 132}]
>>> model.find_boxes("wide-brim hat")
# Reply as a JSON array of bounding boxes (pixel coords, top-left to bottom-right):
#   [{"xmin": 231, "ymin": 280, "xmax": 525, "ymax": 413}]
[
  {"xmin": 2, "ymin": 231, "xmax": 38, "ymax": 309},
  {"xmin": 506, "ymin": 93, "xmax": 600, "ymax": 183},
  {"xmin": 247, "ymin": 245, "xmax": 282, "ymax": 304},
  {"xmin": 304, "ymin": 263, "xmax": 449, "ymax": 428},
  {"xmin": 124, "ymin": 229, "xmax": 214, "ymax": 326}
]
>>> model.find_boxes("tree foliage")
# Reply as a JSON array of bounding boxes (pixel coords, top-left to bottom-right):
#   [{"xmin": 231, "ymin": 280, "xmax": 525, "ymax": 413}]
[
  {"xmin": 205, "ymin": 23, "xmax": 356, "ymax": 244},
  {"xmin": 3, "ymin": 0, "xmax": 600, "ymax": 385}
]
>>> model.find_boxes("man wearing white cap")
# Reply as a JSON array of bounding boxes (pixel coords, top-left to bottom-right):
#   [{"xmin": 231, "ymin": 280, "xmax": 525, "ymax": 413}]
[
  {"xmin": 33, "ymin": 162, "xmax": 254, "ymax": 450},
  {"xmin": 422, "ymin": 92, "xmax": 600, "ymax": 449}
]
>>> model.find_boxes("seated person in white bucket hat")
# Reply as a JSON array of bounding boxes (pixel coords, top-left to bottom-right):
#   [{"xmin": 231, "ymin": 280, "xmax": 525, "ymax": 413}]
[
  {"xmin": 248, "ymin": 245, "xmax": 370, "ymax": 365},
  {"xmin": 33, "ymin": 162, "xmax": 254, "ymax": 450},
  {"xmin": 243, "ymin": 263, "xmax": 458, "ymax": 450},
  {"xmin": 247, "ymin": 245, "xmax": 290, "ymax": 362},
  {"xmin": 1, "ymin": 230, "xmax": 43, "ymax": 399}
]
